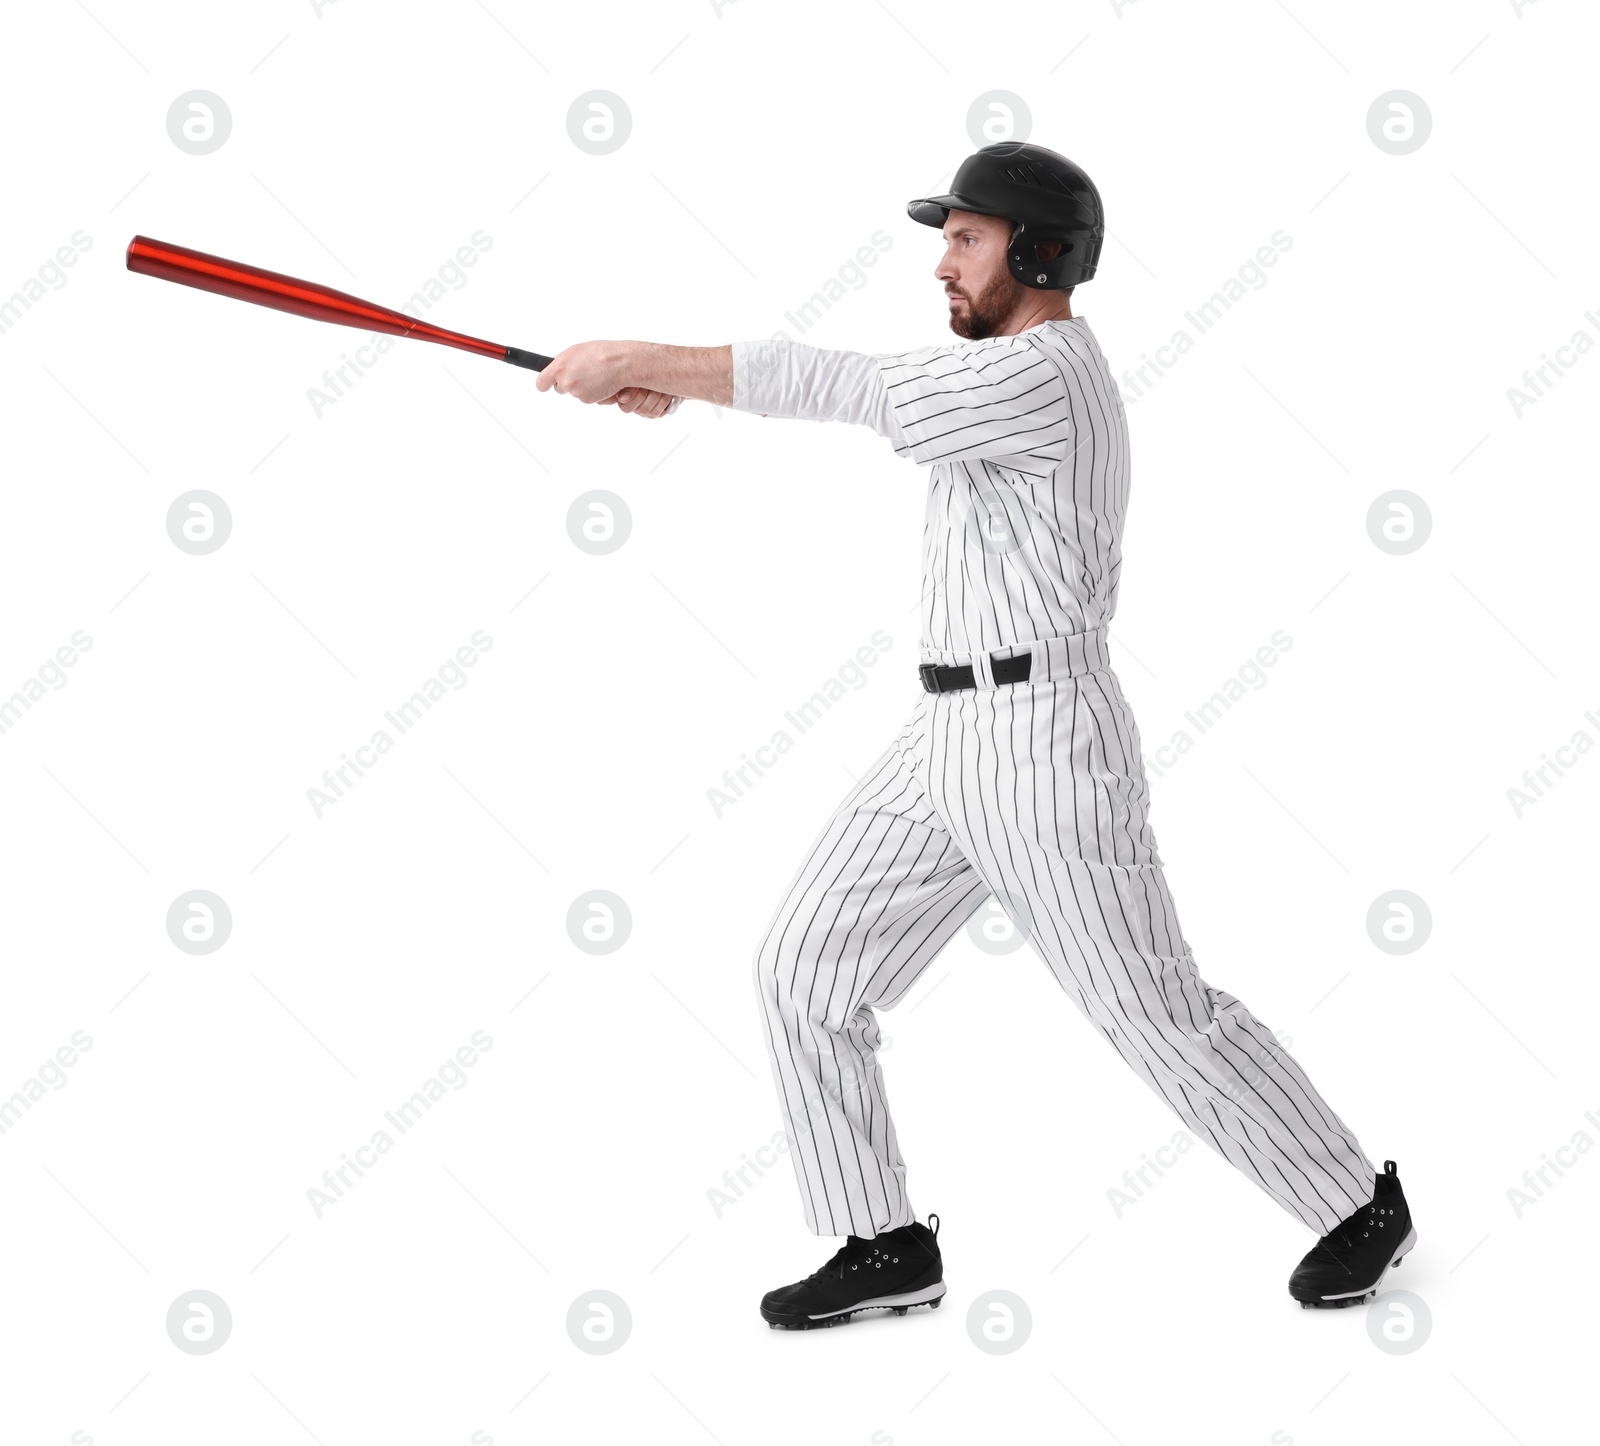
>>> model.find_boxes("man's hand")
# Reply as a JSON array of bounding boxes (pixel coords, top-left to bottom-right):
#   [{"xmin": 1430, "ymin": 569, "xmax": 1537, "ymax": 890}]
[
  {"xmin": 536, "ymin": 340, "xmax": 634, "ymax": 404},
  {"xmin": 599, "ymin": 387, "xmax": 679, "ymax": 419},
  {"xmin": 536, "ymin": 342, "xmax": 678, "ymax": 419}
]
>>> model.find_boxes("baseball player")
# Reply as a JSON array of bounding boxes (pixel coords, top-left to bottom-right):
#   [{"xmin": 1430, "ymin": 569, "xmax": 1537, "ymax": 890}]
[{"xmin": 535, "ymin": 143, "xmax": 1417, "ymax": 1325}]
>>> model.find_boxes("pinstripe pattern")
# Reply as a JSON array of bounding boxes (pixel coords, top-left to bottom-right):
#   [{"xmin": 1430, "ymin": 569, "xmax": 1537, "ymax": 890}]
[
  {"xmin": 740, "ymin": 318, "xmax": 1374, "ymax": 1240},
  {"xmin": 753, "ymin": 662, "xmax": 1375, "ymax": 1239},
  {"xmin": 878, "ymin": 320, "xmax": 1127, "ymax": 657}
]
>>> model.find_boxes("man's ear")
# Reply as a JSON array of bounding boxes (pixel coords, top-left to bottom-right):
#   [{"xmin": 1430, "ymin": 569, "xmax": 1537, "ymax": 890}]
[{"xmin": 1034, "ymin": 240, "xmax": 1064, "ymax": 263}]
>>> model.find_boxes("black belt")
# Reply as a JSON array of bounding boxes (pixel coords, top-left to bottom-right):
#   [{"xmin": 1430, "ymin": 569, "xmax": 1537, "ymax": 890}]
[{"xmin": 919, "ymin": 653, "xmax": 1032, "ymax": 694}]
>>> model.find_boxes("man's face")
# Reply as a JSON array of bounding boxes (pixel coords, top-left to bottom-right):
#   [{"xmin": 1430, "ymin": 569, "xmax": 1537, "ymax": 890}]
[{"xmin": 936, "ymin": 209, "xmax": 1025, "ymax": 340}]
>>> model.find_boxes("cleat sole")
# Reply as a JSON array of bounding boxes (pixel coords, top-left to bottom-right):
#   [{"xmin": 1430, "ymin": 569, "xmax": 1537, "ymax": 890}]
[{"xmin": 761, "ymin": 1281, "xmax": 947, "ymax": 1330}]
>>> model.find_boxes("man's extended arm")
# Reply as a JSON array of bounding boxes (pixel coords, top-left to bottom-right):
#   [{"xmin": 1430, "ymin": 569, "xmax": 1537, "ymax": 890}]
[
  {"xmin": 537, "ymin": 334, "xmax": 1077, "ymax": 468},
  {"xmin": 533, "ymin": 338, "xmax": 888, "ymax": 427}
]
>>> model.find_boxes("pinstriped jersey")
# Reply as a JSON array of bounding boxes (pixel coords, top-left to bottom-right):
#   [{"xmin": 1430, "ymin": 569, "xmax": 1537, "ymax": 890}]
[{"xmin": 732, "ymin": 317, "xmax": 1129, "ymax": 657}]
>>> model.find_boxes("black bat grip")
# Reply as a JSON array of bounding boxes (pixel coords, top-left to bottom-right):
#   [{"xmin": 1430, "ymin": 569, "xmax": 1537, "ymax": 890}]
[{"xmin": 505, "ymin": 346, "xmax": 553, "ymax": 372}]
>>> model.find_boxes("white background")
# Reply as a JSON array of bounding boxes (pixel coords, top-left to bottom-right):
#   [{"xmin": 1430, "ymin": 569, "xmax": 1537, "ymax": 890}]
[{"xmin": 2, "ymin": 0, "xmax": 1595, "ymax": 1442}]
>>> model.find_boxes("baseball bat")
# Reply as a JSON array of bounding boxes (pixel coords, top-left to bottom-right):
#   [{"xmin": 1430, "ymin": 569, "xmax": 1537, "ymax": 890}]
[{"xmin": 125, "ymin": 235, "xmax": 552, "ymax": 372}]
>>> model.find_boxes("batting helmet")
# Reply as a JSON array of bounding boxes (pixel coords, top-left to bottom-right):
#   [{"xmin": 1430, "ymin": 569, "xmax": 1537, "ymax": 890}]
[{"xmin": 907, "ymin": 143, "xmax": 1104, "ymax": 290}]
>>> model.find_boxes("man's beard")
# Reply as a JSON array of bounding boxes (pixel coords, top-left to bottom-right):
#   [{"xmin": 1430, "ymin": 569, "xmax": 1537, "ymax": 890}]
[{"xmin": 946, "ymin": 269, "xmax": 1026, "ymax": 340}]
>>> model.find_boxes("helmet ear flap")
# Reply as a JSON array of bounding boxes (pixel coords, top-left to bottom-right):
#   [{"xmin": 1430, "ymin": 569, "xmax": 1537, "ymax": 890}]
[
  {"xmin": 1007, "ymin": 221, "xmax": 1067, "ymax": 289},
  {"xmin": 1007, "ymin": 220, "xmax": 1095, "ymax": 289}
]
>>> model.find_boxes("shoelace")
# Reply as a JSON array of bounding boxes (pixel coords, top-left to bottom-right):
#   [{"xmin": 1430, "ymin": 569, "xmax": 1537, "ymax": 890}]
[
  {"xmin": 808, "ymin": 1235, "xmax": 909, "ymax": 1280},
  {"xmin": 1320, "ymin": 1202, "xmax": 1400, "ymax": 1265},
  {"xmin": 803, "ymin": 1240, "xmax": 860, "ymax": 1282}
]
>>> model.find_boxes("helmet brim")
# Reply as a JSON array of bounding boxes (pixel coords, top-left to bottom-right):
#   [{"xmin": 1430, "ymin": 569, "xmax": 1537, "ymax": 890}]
[{"xmin": 906, "ymin": 193, "xmax": 997, "ymax": 228}]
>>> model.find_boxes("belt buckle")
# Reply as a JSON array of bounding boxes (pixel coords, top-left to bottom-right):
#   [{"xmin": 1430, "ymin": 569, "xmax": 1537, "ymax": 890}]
[{"xmin": 918, "ymin": 662, "xmax": 944, "ymax": 694}]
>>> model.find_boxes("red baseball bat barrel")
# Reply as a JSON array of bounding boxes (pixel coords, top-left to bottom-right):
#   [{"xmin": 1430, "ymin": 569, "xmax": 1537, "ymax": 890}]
[{"xmin": 125, "ymin": 236, "xmax": 550, "ymax": 371}]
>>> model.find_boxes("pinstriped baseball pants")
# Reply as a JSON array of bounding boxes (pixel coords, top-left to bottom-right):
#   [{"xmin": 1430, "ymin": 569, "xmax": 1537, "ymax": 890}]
[{"xmin": 752, "ymin": 628, "xmax": 1376, "ymax": 1239}]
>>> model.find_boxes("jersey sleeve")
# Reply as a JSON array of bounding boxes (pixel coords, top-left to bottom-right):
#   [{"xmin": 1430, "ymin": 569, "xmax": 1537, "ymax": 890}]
[
  {"xmin": 730, "ymin": 338, "xmax": 908, "ymax": 443},
  {"xmin": 729, "ymin": 334, "xmax": 1074, "ymax": 467},
  {"xmin": 871, "ymin": 334, "xmax": 1076, "ymax": 466}
]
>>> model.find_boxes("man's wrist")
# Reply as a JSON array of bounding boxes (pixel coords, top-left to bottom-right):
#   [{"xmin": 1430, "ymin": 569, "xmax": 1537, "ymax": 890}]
[
  {"xmin": 612, "ymin": 340, "xmax": 647, "ymax": 392},
  {"xmin": 634, "ymin": 341, "xmax": 670, "ymax": 391}
]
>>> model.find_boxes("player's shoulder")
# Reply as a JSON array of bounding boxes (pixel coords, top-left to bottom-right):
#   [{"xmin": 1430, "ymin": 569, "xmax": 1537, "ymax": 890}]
[
  {"xmin": 877, "ymin": 319, "xmax": 1091, "ymax": 374},
  {"xmin": 874, "ymin": 330, "xmax": 1036, "ymax": 378},
  {"xmin": 1021, "ymin": 316, "xmax": 1097, "ymax": 358}
]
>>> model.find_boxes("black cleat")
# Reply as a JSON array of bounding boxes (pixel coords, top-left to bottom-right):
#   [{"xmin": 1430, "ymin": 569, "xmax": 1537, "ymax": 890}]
[
  {"xmin": 760, "ymin": 1215, "xmax": 945, "ymax": 1329},
  {"xmin": 1289, "ymin": 1160, "xmax": 1417, "ymax": 1309}
]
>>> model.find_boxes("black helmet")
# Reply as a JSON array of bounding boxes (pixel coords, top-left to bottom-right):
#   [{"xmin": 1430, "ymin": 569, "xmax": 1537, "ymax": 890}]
[{"xmin": 907, "ymin": 143, "xmax": 1104, "ymax": 290}]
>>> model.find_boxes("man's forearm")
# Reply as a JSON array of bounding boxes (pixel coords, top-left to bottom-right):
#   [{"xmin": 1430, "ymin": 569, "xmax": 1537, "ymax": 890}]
[{"xmin": 620, "ymin": 342, "xmax": 733, "ymax": 407}]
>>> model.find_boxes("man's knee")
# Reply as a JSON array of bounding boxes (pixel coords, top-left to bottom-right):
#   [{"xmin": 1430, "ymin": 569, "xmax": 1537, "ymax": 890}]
[
  {"xmin": 752, "ymin": 916, "xmax": 796, "ymax": 1010},
  {"xmin": 752, "ymin": 938, "xmax": 780, "ymax": 1006},
  {"xmin": 752, "ymin": 914, "xmax": 842, "ymax": 1023}
]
